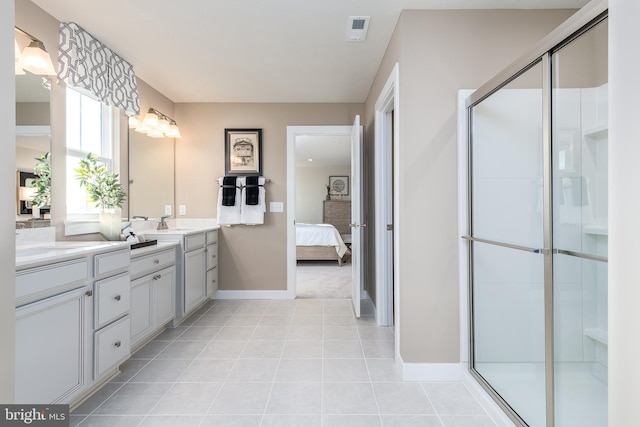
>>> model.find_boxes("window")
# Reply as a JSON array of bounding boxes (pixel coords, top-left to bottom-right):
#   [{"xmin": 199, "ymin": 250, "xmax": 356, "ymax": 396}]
[{"xmin": 65, "ymin": 87, "xmax": 116, "ymax": 219}]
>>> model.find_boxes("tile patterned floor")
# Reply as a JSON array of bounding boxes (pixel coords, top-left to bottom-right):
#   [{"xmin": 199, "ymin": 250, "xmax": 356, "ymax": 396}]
[{"xmin": 71, "ymin": 299, "xmax": 498, "ymax": 427}]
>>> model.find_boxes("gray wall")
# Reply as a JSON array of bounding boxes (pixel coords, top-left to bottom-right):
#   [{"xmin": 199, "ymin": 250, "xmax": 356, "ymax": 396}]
[
  {"xmin": 364, "ymin": 9, "xmax": 576, "ymax": 364},
  {"xmin": 174, "ymin": 102, "xmax": 364, "ymax": 292}
]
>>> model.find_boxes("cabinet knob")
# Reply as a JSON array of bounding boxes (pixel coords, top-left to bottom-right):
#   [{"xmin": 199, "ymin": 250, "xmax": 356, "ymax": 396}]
[
  {"xmin": 114, "ymin": 295, "xmax": 122, "ymax": 301},
  {"xmin": 114, "ymin": 341, "xmax": 122, "ymax": 348},
  {"xmin": 85, "ymin": 290, "xmax": 93, "ymax": 297},
  {"xmin": 153, "ymin": 274, "xmax": 161, "ymax": 280},
  {"xmin": 153, "ymin": 259, "xmax": 160, "ymax": 264}
]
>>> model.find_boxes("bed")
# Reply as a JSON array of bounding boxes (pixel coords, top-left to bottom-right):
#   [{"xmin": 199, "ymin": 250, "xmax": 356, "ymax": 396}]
[{"xmin": 296, "ymin": 223, "xmax": 351, "ymax": 266}]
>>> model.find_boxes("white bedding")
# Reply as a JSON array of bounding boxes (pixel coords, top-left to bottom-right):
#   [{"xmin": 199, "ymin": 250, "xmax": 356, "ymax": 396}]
[{"xmin": 296, "ymin": 223, "xmax": 349, "ymax": 258}]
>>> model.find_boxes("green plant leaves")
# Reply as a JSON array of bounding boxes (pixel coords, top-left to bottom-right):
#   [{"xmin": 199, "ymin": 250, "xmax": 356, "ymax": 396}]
[{"xmin": 75, "ymin": 153, "xmax": 127, "ymax": 209}]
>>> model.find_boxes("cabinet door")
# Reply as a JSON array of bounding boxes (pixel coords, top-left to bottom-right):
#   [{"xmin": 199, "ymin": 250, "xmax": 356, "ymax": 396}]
[
  {"xmin": 130, "ymin": 277, "xmax": 152, "ymax": 345},
  {"xmin": 184, "ymin": 248, "xmax": 206, "ymax": 313},
  {"xmin": 15, "ymin": 287, "xmax": 89, "ymax": 404},
  {"xmin": 153, "ymin": 266, "xmax": 176, "ymax": 326}
]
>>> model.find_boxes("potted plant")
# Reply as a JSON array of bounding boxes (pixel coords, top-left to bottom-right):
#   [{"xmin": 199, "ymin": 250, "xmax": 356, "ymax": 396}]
[
  {"xmin": 30, "ymin": 152, "xmax": 51, "ymax": 217},
  {"xmin": 75, "ymin": 153, "xmax": 127, "ymax": 240}
]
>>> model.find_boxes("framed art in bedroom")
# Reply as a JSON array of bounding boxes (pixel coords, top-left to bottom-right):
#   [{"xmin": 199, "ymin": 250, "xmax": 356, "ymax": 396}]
[
  {"xmin": 329, "ymin": 175, "xmax": 349, "ymax": 196},
  {"xmin": 224, "ymin": 128, "xmax": 263, "ymax": 175}
]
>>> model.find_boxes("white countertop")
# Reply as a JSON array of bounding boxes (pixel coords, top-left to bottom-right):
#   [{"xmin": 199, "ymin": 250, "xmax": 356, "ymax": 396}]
[{"xmin": 16, "ymin": 241, "xmax": 130, "ymax": 270}]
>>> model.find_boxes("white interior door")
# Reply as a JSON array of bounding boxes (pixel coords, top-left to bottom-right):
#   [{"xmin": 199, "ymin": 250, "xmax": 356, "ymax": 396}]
[{"xmin": 351, "ymin": 115, "xmax": 363, "ymax": 317}]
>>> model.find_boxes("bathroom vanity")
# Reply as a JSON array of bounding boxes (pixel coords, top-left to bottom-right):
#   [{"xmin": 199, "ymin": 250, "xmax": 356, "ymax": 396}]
[
  {"xmin": 142, "ymin": 227, "xmax": 219, "ymax": 325},
  {"xmin": 15, "ymin": 242, "xmax": 131, "ymax": 406},
  {"xmin": 129, "ymin": 242, "xmax": 177, "ymax": 350}
]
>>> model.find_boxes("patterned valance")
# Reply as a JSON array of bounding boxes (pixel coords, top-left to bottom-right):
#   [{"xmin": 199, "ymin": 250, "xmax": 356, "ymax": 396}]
[{"xmin": 58, "ymin": 22, "xmax": 140, "ymax": 116}]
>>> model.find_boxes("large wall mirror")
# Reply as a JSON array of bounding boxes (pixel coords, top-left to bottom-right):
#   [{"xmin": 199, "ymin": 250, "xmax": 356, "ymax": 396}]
[
  {"xmin": 128, "ymin": 130, "xmax": 175, "ymax": 220},
  {"xmin": 16, "ymin": 72, "xmax": 51, "ymax": 225}
]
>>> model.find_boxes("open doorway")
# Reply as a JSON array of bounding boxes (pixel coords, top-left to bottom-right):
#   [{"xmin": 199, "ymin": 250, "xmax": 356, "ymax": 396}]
[
  {"xmin": 294, "ymin": 133, "xmax": 353, "ymax": 299},
  {"xmin": 286, "ymin": 126, "xmax": 354, "ymax": 300}
]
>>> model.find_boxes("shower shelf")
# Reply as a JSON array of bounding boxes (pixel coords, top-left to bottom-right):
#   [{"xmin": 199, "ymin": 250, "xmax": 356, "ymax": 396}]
[
  {"xmin": 584, "ymin": 328, "xmax": 608, "ymax": 345},
  {"xmin": 583, "ymin": 223, "xmax": 608, "ymax": 236},
  {"xmin": 583, "ymin": 124, "xmax": 608, "ymax": 139}
]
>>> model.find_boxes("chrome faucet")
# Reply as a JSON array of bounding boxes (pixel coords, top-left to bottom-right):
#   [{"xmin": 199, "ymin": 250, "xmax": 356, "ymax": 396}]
[
  {"xmin": 157, "ymin": 215, "xmax": 171, "ymax": 230},
  {"xmin": 132, "ymin": 215, "xmax": 148, "ymax": 220}
]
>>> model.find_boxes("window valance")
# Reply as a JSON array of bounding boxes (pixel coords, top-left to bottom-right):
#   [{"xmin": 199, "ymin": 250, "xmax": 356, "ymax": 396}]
[{"xmin": 58, "ymin": 22, "xmax": 140, "ymax": 116}]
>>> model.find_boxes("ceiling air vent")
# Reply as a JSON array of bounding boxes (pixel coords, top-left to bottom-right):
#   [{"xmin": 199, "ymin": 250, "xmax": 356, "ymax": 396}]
[{"xmin": 346, "ymin": 16, "xmax": 370, "ymax": 42}]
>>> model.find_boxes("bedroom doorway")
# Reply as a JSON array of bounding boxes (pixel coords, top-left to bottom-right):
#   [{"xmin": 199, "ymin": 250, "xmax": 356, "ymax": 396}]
[{"xmin": 286, "ymin": 124, "xmax": 362, "ymax": 312}]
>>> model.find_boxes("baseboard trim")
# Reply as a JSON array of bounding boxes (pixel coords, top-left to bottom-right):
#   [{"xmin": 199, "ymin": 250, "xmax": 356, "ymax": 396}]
[
  {"xmin": 398, "ymin": 354, "xmax": 462, "ymax": 381},
  {"xmin": 213, "ymin": 290, "xmax": 295, "ymax": 300},
  {"xmin": 461, "ymin": 368, "xmax": 517, "ymax": 427}
]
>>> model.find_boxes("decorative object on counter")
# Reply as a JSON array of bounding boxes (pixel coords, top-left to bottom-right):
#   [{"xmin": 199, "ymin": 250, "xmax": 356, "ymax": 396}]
[
  {"xmin": 75, "ymin": 153, "xmax": 127, "ymax": 241},
  {"xmin": 329, "ymin": 175, "xmax": 349, "ymax": 197},
  {"xmin": 122, "ymin": 226, "xmax": 139, "ymax": 243},
  {"xmin": 14, "ymin": 27, "xmax": 56, "ymax": 75},
  {"xmin": 128, "ymin": 107, "xmax": 182, "ymax": 139},
  {"xmin": 130, "ymin": 239, "xmax": 158, "ymax": 250},
  {"xmin": 224, "ymin": 128, "xmax": 262, "ymax": 175},
  {"xmin": 325, "ymin": 184, "xmax": 331, "ymax": 201}
]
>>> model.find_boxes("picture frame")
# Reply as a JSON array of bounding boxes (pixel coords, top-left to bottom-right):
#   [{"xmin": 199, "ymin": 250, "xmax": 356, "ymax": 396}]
[
  {"xmin": 224, "ymin": 128, "xmax": 263, "ymax": 176},
  {"xmin": 329, "ymin": 175, "xmax": 349, "ymax": 196},
  {"xmin": 17, "ymin": 170, "xmax": 50, "ymax": 215}
]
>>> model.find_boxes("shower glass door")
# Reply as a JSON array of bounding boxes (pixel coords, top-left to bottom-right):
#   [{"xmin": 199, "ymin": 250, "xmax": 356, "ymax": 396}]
[
  {"xmin": 470, "ymin": 60, "xmax": 546, "ymax": 427},
  {"xmin": 551, "ymin": 17, "xmax": 608, "ymax": 427},
  {"xmin": 467, "ymin": 8, "xmax": 608, "ymax": 426}
]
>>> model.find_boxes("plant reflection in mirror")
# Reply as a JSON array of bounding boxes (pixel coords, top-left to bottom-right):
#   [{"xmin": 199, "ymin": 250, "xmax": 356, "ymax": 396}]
[{"xmin": 30, "ymin": 152, "xmax": 51, "ymax": 208}]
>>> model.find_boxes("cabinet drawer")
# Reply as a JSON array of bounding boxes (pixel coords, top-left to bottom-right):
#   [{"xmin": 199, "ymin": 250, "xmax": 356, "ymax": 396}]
[
  {"xmin": 206, "ymin": 230, "xmax": 218, "ymax": 245},
  {"xmin": 130, "ymin": 249, "xmax": 175, "ymax": 278},
  {"xmin": 206, "ymin": 243, "xmax": 218, "ymax": 271},
  {"xmin": 94, "ymin": 316, "xmax": 130, "ymax": 379},
  {"xmin": 184, "ymin": 233, "xmax": 206, "ymax": 251},
  {"xmin": 16, "ymin": 258, "xmax": 88, "ymax": 306},
  {"xmin": 95, "ymin": 272, "xmax": 130, "ymax": 329},
  {"xmin": 94, "ymin": 249, "xmax": 130, "ymax": 279}
]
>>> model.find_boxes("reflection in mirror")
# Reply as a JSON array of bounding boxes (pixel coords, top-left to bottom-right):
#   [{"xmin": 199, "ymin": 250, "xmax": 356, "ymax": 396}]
[
  {"xmin": 16, "ymin": 72, "xmax": 51, "ymax": 227},
  {"xmin": 128, "ymin": 130, "xmax": 175, "ymax": 220}
]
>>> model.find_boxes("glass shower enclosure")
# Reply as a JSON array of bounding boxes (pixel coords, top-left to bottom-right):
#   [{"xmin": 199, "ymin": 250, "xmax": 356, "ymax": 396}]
[{"xmin": 464, "ymin": 4, "xmax": 608, "ymax": 427}]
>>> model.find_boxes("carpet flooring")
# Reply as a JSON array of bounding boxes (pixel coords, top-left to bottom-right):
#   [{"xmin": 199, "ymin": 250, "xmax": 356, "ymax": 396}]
[{"xmin": 296, "ymin": 260, "xmax": 352, "ymax": 299}]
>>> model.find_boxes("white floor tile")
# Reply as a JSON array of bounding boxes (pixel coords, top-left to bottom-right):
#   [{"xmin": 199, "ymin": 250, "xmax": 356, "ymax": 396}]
[{"xmin": 71, "ymin": 299, "xmax": 498, "ymax": 427}]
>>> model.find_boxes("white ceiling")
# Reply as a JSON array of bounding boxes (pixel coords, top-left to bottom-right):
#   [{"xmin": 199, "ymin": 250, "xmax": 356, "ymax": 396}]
[
  {"xmin": 296, "ymin": 135, "xmax": 351, "ymax": 168},
  {"xmin": 30, "ymin": 0, "xmax": 589, "ymax": 104}
]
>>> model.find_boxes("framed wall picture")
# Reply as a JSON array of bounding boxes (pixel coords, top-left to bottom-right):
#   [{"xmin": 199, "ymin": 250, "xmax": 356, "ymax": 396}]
[
  {"xmin": 224, "ymin": 128, "xmax": 263, "ymax": 175},
  {"xmin": 329, "ymin": 175, "xmax": 349, "ymax": 196},
  {"xmin": 17, "ymin": 170, "xmax": 50, "ymax": 215}
]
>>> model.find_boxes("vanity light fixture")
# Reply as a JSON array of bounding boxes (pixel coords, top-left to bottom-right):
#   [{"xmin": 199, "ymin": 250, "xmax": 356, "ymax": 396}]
[
  {"xmin": 14, "ymin": 27, "xmax": 56, "ymax": 76},
  {"xmin": 129, "ymin": 108, "xmax": 182, "ymax": 139}
]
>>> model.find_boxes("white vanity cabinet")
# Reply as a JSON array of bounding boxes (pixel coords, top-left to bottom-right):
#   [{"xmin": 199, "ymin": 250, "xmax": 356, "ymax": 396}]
[
  {"xmin": 143, "ymin": 228, "xmax": 217, "ymax": 324},
  {"xmin": 130, "ymin": 244, "xmax": 177, "ymax": 349},
  {"xmin": 91, "ymin": 249, "xmax": 131, "ymax": 380},
  {"xmin": 15, "ymin": 273, "xmax": 91, "ymax": 404},
  {"xmin": 14, "ymin": 243, "xmax": 131, "ymax": 406},
  {"xmin": 206, "ymin": 230, "xmax": 219, "ymax": 297}
]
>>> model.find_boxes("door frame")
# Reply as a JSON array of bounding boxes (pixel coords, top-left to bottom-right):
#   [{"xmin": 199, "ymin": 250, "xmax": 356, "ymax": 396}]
[
  {"xmin": 286, "ymin": 125, "xmax": 354, "ymax": 298},
  {"xmin": 374, "ymin": 63, "xmax": 399, "ymax": 329}
]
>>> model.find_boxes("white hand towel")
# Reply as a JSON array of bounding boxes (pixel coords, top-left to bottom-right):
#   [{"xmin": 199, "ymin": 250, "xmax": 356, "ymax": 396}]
[
  {"xmin": 217, "ymin": 177, "xmax": 241, "ymax": 225},
  {"xmin": 239, "ymin": 177, "xmax": 266, "ymax": 225}
]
